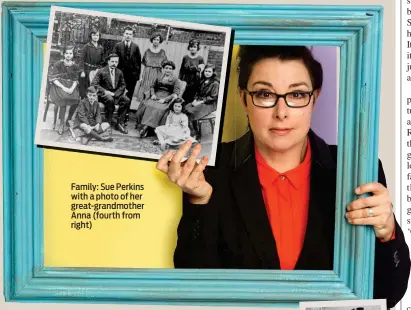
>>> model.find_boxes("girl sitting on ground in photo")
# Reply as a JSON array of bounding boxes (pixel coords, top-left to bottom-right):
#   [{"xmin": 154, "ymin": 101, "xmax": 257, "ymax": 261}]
[{"xmin": 154, "ymin": 98, "xmax": 196, "ymax": 151}]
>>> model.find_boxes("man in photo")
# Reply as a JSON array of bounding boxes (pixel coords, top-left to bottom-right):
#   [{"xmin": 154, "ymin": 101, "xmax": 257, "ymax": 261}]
[
  {"xmin": 75, "ymin": 86, "xmax": 113, "ymax": 145},
  {"xmin": 91, "ymin": 53, "xmax": 130, "ymax": 134},
  {"xmin": 113, "ymin": 26, "xmax": 142, "ymax": 101}
]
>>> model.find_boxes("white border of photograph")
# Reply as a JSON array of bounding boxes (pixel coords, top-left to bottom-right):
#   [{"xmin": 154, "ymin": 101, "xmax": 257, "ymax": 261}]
[
  {"xmin": 34, "ymin": 5, "xmax": 232, "ymax": 166},
  {"xmin": 300, "ymin": 299, "xmax": 386, "ymax": 310}
]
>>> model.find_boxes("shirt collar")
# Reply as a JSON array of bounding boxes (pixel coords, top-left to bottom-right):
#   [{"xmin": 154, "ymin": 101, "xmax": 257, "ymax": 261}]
[
  {"xmin": 255, "ymin": 139, "xmax": 312, "ymax": 189},
  {"xmin": 228, "ymin": 129, "xmax": 335, "ymax": 171}
]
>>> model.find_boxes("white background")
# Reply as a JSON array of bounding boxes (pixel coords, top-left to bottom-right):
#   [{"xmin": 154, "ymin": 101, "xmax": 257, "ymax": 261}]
[{"xmin": 0, "ymin": 0, "xmax": 402, "ymax": 309}]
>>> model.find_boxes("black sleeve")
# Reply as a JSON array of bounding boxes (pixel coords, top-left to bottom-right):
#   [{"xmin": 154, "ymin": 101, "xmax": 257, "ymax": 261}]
[
  {"xmin": 173, "ymin": 191, "xmax": 221, "ymax": 268},
  {"xmin": 373, "ymin": 159, "xmax": 411, "ymax": 308},
  {"xmin": 174, "ymin": 143, "xmax": 233, "ymax": 269}
]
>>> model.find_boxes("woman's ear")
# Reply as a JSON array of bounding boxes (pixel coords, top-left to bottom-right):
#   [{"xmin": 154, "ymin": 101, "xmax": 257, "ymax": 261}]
[
  {"xmin": 238, "ymin": 88, "xmax": 248, "ymax": 109},
  {"xmin": 313, "ymin": 88, "xmax": 321, "ymax": 104}
]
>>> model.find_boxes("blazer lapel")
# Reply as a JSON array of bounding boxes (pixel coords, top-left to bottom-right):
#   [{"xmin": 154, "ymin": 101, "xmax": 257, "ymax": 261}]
[
  {"xmin": 295, "ymin": 131, "xmax": 337, "ymax": 270},
  {"xmin": 105, "ymin": 67, "xmax": 114, "ymax": 88},
  {"xmin": 229, "ymin": 133, "xmax": 280, "ymax": 269}
]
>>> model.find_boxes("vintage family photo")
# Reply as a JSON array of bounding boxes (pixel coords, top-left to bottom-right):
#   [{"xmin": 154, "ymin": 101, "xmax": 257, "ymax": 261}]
[{"xmin": 35, "ymin": 6, "xmax": 231, "ymax": 165}]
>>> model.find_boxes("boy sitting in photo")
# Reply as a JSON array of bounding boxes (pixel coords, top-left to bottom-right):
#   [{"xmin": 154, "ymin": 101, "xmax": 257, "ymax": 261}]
[{"xmin": 75, "ymin": 86, "xmax": 113, "ymax": 145}]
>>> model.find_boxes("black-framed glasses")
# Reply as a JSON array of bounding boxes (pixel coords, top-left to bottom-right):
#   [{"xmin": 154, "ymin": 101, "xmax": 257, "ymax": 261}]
[{"xmin": 243, "ymin": 89, "xmax": 314, "ymax": 108}]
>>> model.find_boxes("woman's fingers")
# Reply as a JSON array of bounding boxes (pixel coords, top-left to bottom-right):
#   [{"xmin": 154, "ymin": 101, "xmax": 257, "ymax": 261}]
[
  {"xmin": 167, "ymin": 141, "xmax": 193, "ymax": 182},
  {"xmin": 345, "ymin": 205, "xmax": 392, "ymax": 223},
  {"xmin": 187, "ymin": 155, "xmax": 208, "ymax": 184},
  {"xmin": 347, "ymin": 195, "xmax": 389, "ymax": 212},
  {"xmin": 355, "ymin": 182, "xmax": 387, "ymax": 196},
  {"xmin": 177, "ymin": 143, "xmax": 202, "ymax": 186},
  {"xmin": 156, "ymin": 149, "xmax": 176, "ymax": 174}
]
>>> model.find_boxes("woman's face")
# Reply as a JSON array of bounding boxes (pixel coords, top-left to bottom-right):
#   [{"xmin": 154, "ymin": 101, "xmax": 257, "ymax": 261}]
[
  {"xmin": 240, "ymin": 57, "xmax": 317, "ymax": 154},
  {"xmin": 204, "ymin": 68, "xmax": 213, "ymax": 78},
  {"xmin": 152, "ymin": 36, "xmax": 161, "ymax": 47},
  {"xmin": 64, "ymin": 49, "xmax": 74, "ymax": 61},
  {"xmin": 189, "ymin": 44, "xmax": 198, "ymax": 54},
  {"xmin": 163, "ymin": 65, "xmax": 173, "ymax": 75},
  {"xmin": 91, "ymin": 32, "xmax": 99, "ymax": 42}
]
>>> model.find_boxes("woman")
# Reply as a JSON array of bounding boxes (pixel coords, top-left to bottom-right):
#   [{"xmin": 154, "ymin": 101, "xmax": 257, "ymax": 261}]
[
  {"xmin": 133, "ymin": 32, "xmax": 168, "ymax": 106},
  {"xmin": 135, "ymin": 60, "xmax": 180, "ymax": 138},
  {"xmin": 156, "ymin": 46, "xmax": 410, "ymax": 308},
  {"xmin": 179, "ymin": 39, "xmax": 204, "ymax": 104},
  {"xmin": 78, "ymin": 29, "xmax": 105, "ymax": 98},
  {"xmin": 49, "ymin": 46, "xmax": 80, "ymax": 135},
  {"xmin": 185, "ymin": 63, "xmax": 219, "ymax": 140}
]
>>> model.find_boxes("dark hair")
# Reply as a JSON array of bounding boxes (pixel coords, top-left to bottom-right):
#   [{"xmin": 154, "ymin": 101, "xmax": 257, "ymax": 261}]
[
  {"xmin": 124, "ymin": 26, "xmax": 134, "ymax": 34},
  {"xmin": 62, "ymin": 45, "xmax": 75, "ymax": 55},
  {"xmin": 150, "ymin": 32, "xmax": 164, "ymax": 43},
  {"xmin": 237, "ymin": 46, "xmax": 323, "ymax": 91},
  {"xmin": 89, "ymin": 29, "xmax": 100, "ymax": 41},
  {"xmin": 187, "ymin": 39, "xmax": 201, "ymax": 51},
  {"xmin": 87, "ymin": 86, "xmax": 97, "ymax": 94},
  {"xmin": 201, "ymin": 63, "xmax": 216, "ymax": 80},
  {"xmin": 162, "ymin": 60, "xmax": 176, "ymax": 70},
  {"xmin": 107, "ymin": 53, "xmax": 119, "ymax": 61},
  {"xmin": 170, "ymin": 98, "xmax": 185, "ymax": 112}
]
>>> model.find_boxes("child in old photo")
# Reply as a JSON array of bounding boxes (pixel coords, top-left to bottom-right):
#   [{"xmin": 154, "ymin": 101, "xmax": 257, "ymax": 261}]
[
  {"xmin": 154, "ymin": 98, "xmax": 196, "ymax": 151},
  {"xmin": 75, "ymin": 86, "xmax": 113, "ymax": 145}
]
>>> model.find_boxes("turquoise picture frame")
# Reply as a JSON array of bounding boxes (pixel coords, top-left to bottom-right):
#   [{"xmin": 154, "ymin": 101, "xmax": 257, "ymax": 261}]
[{"xmin": 2, "ymin": 2, "xmax": 383, "ymax": 307}]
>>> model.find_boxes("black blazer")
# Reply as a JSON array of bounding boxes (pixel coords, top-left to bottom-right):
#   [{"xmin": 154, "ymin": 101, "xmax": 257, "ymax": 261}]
[
  {"xmin": 113, "ymin": 41, "xmax": 141, "ymax": 77},
  {"xmin": 175, "ymin": 130, "xmax": 410, "ymax": 308},
  {"xmin": 91, "ymin": 66, "xmax": 126, "ymax": 99}
]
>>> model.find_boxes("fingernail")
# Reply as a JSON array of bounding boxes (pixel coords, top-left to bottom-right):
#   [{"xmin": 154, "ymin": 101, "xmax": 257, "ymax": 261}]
[{"xmin": 355, "ymin": 187, "xmax": 360, "ymax": 194}]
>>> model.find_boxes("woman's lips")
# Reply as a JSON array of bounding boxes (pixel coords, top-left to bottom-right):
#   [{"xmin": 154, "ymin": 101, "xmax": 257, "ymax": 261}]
[{"xmin": 270, "ymin": 128, "xmax": 292, "ymax": 136}]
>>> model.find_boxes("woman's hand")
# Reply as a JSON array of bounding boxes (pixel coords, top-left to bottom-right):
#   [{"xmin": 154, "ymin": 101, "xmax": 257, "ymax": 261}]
[
  {"xmin": 80, "ymin": 72, "xmax": 86, "ymax": 78},
  {"xmin": 345, "ymin": 182, "xmax": 395, "ymax": 241},
  {"xmin": 151, "ymin": 95, "xmax": 158, "ymax": 100},
  {"xmin": 158, "ymin": 99, "xmax": 165, "ymax": 104},
  {"xmin": 156, "ymin": 141, "xmax": 212, "ymax": 204}
]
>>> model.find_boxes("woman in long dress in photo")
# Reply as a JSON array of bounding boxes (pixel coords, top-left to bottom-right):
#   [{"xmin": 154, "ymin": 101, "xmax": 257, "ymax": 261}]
[
  {"xmin": 132, "ymin": 32, "xmax": 168, "ymax": 110},
  {"xmin": 135, "ymin": 60, "xmax": 180, "ymax": 138},
  {"xmin": 49, "ymin": 46, "xmax": 80, "ymax": 135},
  {"xmin": 185, "ymin": 63, "xmax": 219, "ymax": 140},
  {"xmin": 179, "ymin": 39, "xmax": 204, "ymax": 104},
  {"xmin": 78, "ymin": 29, "xmax": 105, "ymax": 99}
]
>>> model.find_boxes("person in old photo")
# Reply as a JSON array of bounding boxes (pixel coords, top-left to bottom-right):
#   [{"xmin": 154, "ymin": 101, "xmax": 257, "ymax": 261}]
[
  {"xmin": 113, "ymin": 26, "xmax": 142, "ymax": 101},
  {"xmin": 78, "ymin": 29, "xmax": 105, "ymax": 99},
  {"xmin": 185, "ymin": 63, "xmax": 219, "ymax": 141},
  {"xmin": 133, "ymin": 32, "xmax": 168, "ymax": 108},
  {"xmin": 179, "ymin": 39, "xmax": 204, "ymax": 104},
  {"xmin": 91, "ymin": 53, "xmax": 130, "ymax": 134},
  {"xmin": 48, "ymin": 45, "xmax": 80, "ymax": 135},
  {"xmin": 72, "ymin": 86, "xmax": 113, "ymax": 145},
  {"xmin": 154, "ymin": 98, "xmax": 196, "ymax": 151},
  {"xmin": 135, "ymin": 60, "xmax": 180, "ymax": 138}
]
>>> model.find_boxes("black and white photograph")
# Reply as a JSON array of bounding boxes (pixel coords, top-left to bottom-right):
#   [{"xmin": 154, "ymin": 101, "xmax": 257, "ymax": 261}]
[
  {"xmin": 300, "ymin": 299, "xmax": 386, "ymax": 310},
  {"xmin": 35, "ymin": 6, "xmax": 232, "ymax": 165}
]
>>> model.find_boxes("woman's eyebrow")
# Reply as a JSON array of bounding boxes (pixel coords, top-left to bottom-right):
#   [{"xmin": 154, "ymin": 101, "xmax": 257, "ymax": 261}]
[
  {"xmin": 289, "ymin": 82, "xmax": 310, "ymax": 88},
  {"xmin": 251, "ymin": 81, "xmax": 273, "ymax": 87}
]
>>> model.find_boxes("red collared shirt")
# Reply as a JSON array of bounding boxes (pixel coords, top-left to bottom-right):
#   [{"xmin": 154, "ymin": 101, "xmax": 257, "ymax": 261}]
[{"xmin": 255, "ymin": 141, "xmax": 312, "ymax": 270}]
